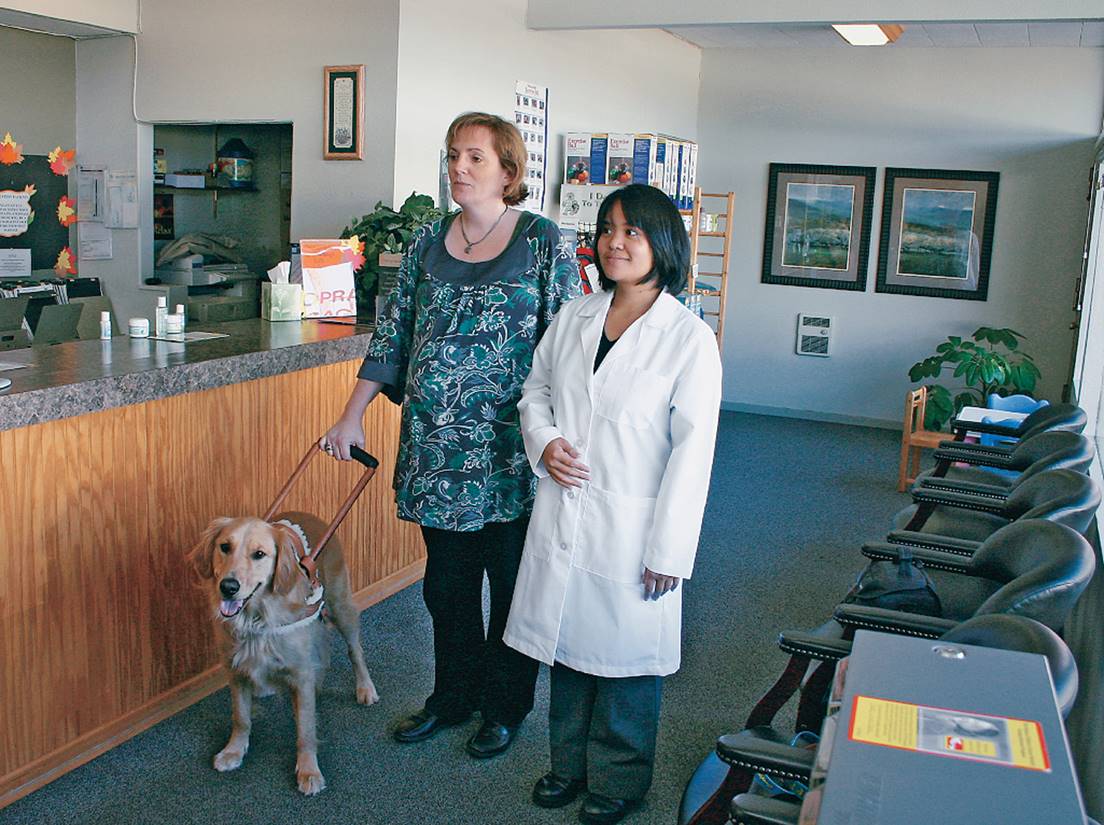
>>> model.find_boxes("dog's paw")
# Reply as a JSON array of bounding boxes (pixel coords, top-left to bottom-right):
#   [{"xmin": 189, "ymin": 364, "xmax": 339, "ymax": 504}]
[
  {"xmin": 213, "ymin": 747, "xmax": 246, "ymax": 772},
  {"xmin": 296, "ymin": 767, "xmax": 326, "ymax": 795},
  {"xmin": 357, "ymin": 682, "xmax": 380, "ymax": 705}
]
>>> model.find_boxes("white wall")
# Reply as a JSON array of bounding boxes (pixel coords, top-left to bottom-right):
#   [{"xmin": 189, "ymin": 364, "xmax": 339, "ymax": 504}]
[
  {"xmin": 698, "ymin": 46, "xmax": 1104, "ymax": 425},
  {"xmin": 0, "ymin": 0, "xmax": 136, "ymax": 32},
  {"xmin": 393, "ymin": 0, "xmax": 701, "ymax": 216},
  {"xmin": 132, "ymin": 0, "xmax": 399, "ymax": 242},
  {"xmin": 67, "ymin": 0, "xmax": 399, "ymax": 318},
  {"xmin": 0, "ymin": 26, "xmax": 74, "ymax": 153},
  {"xmin": 75, "ymin": 35, "xmax": 152, "ymax": 324}
]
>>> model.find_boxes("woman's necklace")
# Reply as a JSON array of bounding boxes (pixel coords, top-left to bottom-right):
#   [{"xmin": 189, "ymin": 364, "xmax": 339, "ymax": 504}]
[{"xmin": 459, "ymin": 205, "xmax": 509, "ymax": 255}]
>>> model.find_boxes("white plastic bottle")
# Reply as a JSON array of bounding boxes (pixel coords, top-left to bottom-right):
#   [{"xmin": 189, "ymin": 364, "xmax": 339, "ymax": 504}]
[
  {"xmin": 99, "ymin": 310, "xmax": 112, "ymax": 340},
  {"xmin": 155, "ymin": 296, "xmax": 168, "ymax": 337}
]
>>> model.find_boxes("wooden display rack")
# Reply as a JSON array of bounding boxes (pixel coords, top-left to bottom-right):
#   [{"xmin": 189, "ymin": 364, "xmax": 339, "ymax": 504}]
[{"xmin": 683, "ymin": 186, "xmax": 734, "ymax": 349}]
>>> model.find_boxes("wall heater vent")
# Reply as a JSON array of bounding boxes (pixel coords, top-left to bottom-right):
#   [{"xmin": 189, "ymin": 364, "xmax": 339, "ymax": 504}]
[{"xmin": 796, "ymin": 313, "xmax": 832, "ymax": 357}]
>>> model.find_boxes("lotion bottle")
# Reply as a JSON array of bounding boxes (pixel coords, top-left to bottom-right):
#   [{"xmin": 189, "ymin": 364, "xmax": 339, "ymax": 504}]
[
  {"xmin": 99, "ymin": 310, "xmax": 112, "ymax": 340},
  {"xmin": 155, "ymin": 296, "xmax": 168, "ymax": 337}
]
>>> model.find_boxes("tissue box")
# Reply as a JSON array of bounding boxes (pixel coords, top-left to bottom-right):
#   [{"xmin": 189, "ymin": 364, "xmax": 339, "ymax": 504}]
[{"xmin": 262, "ymin": 282, "xmax": 302, "ymax": 321}]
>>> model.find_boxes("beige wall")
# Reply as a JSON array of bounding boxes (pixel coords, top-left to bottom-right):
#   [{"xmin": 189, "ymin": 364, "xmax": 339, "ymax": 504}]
[
  {"xmin": 0, "ymin": 26, "xmax": 74, "ymax": 153},
  {"xmin": 394, "ymin": 0, "xmax": 701, "ymax": 217},
  {"xmin": 698, "ymin": 46, "xmax": 1104, "ymax": 424}
]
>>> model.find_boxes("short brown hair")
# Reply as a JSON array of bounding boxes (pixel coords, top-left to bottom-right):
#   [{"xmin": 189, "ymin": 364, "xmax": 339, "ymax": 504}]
[{"xmin": 445, "ymin": 112, "xmax": 529, "ymax": 206}]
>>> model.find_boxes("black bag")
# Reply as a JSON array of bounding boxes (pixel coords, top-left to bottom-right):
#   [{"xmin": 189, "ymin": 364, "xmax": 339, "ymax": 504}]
[{"xmin": 843, "ymin": 550, "xmax": 942, "ymax": 617}]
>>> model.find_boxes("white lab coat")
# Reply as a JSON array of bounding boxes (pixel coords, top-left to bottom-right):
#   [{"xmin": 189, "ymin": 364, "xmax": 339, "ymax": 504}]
[{"xmin": 503, "ymin": 290, "xmax": 722, "ymax": 677}]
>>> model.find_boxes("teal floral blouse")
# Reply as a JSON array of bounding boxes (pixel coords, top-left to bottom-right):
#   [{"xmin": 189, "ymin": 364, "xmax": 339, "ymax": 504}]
[{"xmin": 359, "ymin": 211, "xmax": 579, "ymax": 531}]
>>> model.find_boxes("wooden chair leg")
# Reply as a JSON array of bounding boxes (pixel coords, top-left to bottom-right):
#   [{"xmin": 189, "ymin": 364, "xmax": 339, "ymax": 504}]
[{"xmin": 897, "ymin": 435, "xmax": 911, "ymax": 492}]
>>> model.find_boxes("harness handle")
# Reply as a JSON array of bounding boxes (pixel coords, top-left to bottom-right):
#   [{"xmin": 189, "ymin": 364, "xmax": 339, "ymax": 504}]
[{"xmin": 263, "ymin": 442, "xmax": 380, "ymax": 575}]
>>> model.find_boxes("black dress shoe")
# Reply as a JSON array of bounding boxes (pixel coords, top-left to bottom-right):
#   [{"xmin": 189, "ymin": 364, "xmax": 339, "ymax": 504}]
[
  {"xmin": 579, "ymin": 792, "xmax": 638, "ymax": 824},
  {"xmin": 465, "ymin": 720, "xmax": 518, "ymax": 758},
  {"xmin": 393, "ymin": 709, "xmax": 469, "ymax": 743},
  {"xmin": 532, "ymin": 772, "xmax": 586, "ymax": 808}
]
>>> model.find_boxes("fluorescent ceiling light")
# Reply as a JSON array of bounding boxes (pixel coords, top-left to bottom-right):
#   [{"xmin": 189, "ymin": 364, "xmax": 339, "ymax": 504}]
[{"xmin": 832, "ymin": 23, "xmax": 904, "ymax": 46}]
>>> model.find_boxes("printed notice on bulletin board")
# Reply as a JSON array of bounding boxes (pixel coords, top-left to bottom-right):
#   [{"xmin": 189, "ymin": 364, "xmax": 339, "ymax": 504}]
[
  {"xmin": 849, "ymin": 695, "xmax": 1050, "ymax": 772},
  {"xmin": 514, "ymin": 80, "xmax": 548, "ymax": 214}
]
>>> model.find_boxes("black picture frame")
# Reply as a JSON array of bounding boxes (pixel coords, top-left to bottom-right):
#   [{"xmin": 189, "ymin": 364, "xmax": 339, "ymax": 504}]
[
  {"xmin": 876, "ymin": 167, "xmax": 999, "ymax": 301},
  {"xmin": 761, "ymin": 162, "xmax": 876, "ymax": 291}
]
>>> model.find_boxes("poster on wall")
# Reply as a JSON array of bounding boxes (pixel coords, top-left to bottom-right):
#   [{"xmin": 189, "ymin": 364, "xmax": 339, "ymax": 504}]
[{"xmin": 514, "ymin": 80, "xmax": 548, "ymax": 213}]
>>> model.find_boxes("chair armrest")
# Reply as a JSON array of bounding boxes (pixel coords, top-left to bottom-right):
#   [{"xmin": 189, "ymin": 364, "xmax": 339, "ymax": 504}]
[
  {"xmin": 951, "ymin": 416, "xmax": 1022, "ymax": 437},
  {"xmin": 777, "ymin": 629, "xmax": 853, "ymax": 661},
  {"xmin": 931, "ymin": 443, "xmax": 1015, "ymax": 468},
  {"xmin": 860, "ymin": 542, "xmax": 973, "ymax": 572},
  {"xmin": 886, "ymin": 530, "xmax": 982, "ymax": 556},
  {"xmin": 716, "ymin": 729, "xmax": 814, "ymax": 781},
  {"xmin": 833, "ymin": 604, "xmax": 957, "ymax": 638},
  {"xmin": 914, "ymin": 476, "xmax": 1010, "ymax": 500},
  {"xmin": 731, "ymin": 793, "xmax": 803, "ymax": 825},
  {"xmin": 910, "ymin": 486, "xmax": 1006, "ymax": 514}
]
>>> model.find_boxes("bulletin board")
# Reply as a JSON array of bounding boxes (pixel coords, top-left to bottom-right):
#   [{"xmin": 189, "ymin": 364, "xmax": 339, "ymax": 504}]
[{"xmin": 0, "ymin": 155, "xmax": 70, "ymax": 270}]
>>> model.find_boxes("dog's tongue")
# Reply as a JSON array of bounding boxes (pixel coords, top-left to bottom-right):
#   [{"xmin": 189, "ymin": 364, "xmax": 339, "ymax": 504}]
[{"xmin": 220, "ymin": 599, "xmax": 244, "ymax": 618}]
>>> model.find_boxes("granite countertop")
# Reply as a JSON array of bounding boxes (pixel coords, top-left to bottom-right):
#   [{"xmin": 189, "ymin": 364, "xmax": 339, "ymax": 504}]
[{"xmin": 0, "ymin": 318, "xmax": 373, "ymax": 432}]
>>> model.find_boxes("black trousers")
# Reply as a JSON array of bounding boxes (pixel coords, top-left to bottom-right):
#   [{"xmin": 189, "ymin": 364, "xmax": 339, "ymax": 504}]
[
  {"xmin": 549, "ymin": 662, "xmax": 663, "ymax": 800},
  {"xmin": 419, "ymin": 518, "xmax": 538, "ymax": 726}
]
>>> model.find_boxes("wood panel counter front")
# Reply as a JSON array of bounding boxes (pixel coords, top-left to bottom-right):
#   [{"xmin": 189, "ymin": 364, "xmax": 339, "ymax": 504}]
[{"xmin": 0, "ymin": 320, "xmax": 424, "ymax": 807}]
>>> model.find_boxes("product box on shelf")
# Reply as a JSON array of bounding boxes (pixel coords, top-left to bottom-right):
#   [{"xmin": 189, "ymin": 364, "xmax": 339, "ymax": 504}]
[
  {"xmin": 631, "ymin": 134, "xmax": 660, "ymax": 188},
  {"xmin": 606, "ymin": 133, "xmax": 635, "ymax": 184},
  {"xmin": 564, "ymin": 132, "xmax": 608, "ymax": 184}
]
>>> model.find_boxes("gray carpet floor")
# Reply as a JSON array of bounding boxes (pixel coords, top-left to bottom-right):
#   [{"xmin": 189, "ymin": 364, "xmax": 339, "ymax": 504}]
[{"xmin": 2, "ymin": 412, "xmax": 910, "ymax": 825}]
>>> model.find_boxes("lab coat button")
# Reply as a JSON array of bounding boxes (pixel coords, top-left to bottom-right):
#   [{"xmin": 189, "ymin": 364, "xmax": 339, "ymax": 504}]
[
  {"xmin": 559, "ymin": 542, "xmax": 567, "ymax": 550},
  {"xmin": 567, "ymin": 491, "xmax": 575, "ymax": 499}
]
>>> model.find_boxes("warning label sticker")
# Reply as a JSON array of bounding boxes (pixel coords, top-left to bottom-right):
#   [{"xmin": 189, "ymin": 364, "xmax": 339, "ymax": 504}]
[{"xmin": 849, "ymin": 696, "xmax": 1050, "ymax": 772}]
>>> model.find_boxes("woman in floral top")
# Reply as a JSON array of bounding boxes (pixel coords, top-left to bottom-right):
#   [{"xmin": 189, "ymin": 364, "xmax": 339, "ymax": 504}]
[{"xmin": 322, "ymin": 112, "xmax": 578, "ymax": 759}]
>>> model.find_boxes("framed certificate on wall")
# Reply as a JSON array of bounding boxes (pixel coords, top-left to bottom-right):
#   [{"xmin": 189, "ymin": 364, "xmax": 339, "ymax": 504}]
[{"xmin": 323, "ymin": 65, "xmax": 365, "ymax": 160}]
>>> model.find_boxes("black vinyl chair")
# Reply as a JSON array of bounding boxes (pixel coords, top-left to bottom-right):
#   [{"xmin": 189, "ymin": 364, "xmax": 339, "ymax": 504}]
[
  {"xmin": 949, "ymin": 401, "xmax": 1087, "ymax": 444},
  {"xmin": 717, "ymin": 614, "xmax": 1082, "ymax": 825},
  {"xmin": 915, "ymin": 430, "xmax": 1094, "ymax": 495},
  {"xmin": 893, "ymin": 468, "xmax": 1101, "ymax": 543},
  {"xmin": 679, "ymin": 522, "xmax": 1094, "ymax": 825}
]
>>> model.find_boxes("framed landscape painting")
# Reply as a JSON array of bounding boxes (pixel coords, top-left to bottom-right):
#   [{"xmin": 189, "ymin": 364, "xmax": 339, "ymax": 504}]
[
  {"xmin": 762, "ymin": 163, "xmax": 876, "ymax": 291},
  {"xmin": 876, "ymin": 168, "xmax": 999, "ymax": 300}
]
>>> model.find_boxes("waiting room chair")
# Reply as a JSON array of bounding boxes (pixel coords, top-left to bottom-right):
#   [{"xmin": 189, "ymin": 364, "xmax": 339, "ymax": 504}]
[
  {"xmin": 978, "ymin": 393, "xmax": 1050, "ymax": 447},
  {"xmin": 949, "ymin": 401, "xmax": 1086, "ymax": 444},
  {"xmin": 914, "ymin": 431, "xmax": 1094, "ymax": 496},
  {"xmin": 720, "ymin": 613, "xmax": 1082, "ymax": 825},
  {"xmin": 893, "ymin": 468, "xmax": 1100, "ymax": 543},
  {"xmin": 898, "ymin": 387, "xmax": 947, "ymax": 492}
]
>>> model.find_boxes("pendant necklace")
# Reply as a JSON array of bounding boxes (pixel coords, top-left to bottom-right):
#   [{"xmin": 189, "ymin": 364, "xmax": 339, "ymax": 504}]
[{"xmin": 460, "ymin": 205, "xmax": 509, "ymax": 254}]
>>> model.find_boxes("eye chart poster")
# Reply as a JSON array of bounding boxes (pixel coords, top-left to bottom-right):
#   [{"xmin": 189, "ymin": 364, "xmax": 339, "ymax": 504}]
[{"xmin": 514, "ymin": 80, "xmax": 549, "ymax": 214}]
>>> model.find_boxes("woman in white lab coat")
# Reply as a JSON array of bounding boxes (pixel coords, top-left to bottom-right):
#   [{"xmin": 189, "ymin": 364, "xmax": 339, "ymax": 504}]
[{"xmin": 504, "ymin": 184, "xmax": 722, "ymax": 824}]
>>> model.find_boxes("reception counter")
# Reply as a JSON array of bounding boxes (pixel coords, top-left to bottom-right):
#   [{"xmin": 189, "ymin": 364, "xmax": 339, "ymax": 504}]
[{"xmin": 0, "ymin": 320, "xmax": 424, "ymax": 806}]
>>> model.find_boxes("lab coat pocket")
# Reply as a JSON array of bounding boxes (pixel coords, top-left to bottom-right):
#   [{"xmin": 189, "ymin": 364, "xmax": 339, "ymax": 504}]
[
  {"xmin": 577, "ymin": 486, "xmax": 655, "ymax": 584},
  {"xmin": 596, "ymin": 366, "xmax": 671, "ymax": 430},
  {"xmin": 524, "ymin": 476, "xmax": 563, "ymax": 561}
]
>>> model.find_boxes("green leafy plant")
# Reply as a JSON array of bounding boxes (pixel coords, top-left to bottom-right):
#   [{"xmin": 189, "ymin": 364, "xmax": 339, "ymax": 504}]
[
  {"xmin": 908, "ymin": 327, "xmax": 1042, "ymax": 431},
  {"xmin": 342, "ymin": 192, "xmax": 444, "ymax": 306}
]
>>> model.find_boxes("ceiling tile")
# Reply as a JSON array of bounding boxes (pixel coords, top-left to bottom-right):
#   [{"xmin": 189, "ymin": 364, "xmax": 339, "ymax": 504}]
[
  {"xmin": 1027, "ymin": 22, "xmax": 1084, "ymax": 46},
  {"xmin": 1081, "ymin": 21, "xmax": 1104, "ymax": 47},
  {"xmin": 921, "ymin": 23, "xmax": 982, "ymax": 47},
  {"xmin": 975, "ymin": 22, "xmax": 1030, "ymax": 46},
  {"xmin": 785, "ymin": 25, "xmax": 849, "ymax": 47},
  {"xmin": 893, "ymin": 25, "xmax": 935, "ymax": 47}
]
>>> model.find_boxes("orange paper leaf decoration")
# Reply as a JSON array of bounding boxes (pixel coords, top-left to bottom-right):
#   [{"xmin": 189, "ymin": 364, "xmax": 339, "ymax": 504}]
[
  {"xmin": 57, "ymin": 195, "xmax": 77, "ymax": 227},
  {"xmin": 0, "ymin": 133, "xmax": 24, "ymax": 165},
  {"xmin": 48, "ymin": 146, "xmax": 77, "ymax": 176},
  {"xmin": 54, "ymin": 246, "xmax": 77, "ymax": 276}
]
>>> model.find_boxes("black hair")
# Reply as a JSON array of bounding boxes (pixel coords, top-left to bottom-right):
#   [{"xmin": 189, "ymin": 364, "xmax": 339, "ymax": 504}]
[{"xmin": 594, "ymin": 184, "xmax": 689, "ymax": 294}]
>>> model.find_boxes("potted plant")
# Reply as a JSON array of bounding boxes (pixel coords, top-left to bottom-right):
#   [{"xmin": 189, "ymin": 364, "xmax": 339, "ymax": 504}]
[
  {"xmin": 908, "ymin": 327, "xmax": 1042, "ymax": 430},
  {"xmin": 341, "ymin": 192, "xmax": 444, "ymax": 316}
]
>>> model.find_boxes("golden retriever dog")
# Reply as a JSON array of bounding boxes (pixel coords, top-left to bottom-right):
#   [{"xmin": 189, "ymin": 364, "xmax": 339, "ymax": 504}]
[{"xmin": 189, "ymin": 510, "xmax": 378, "ymax": 795}]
